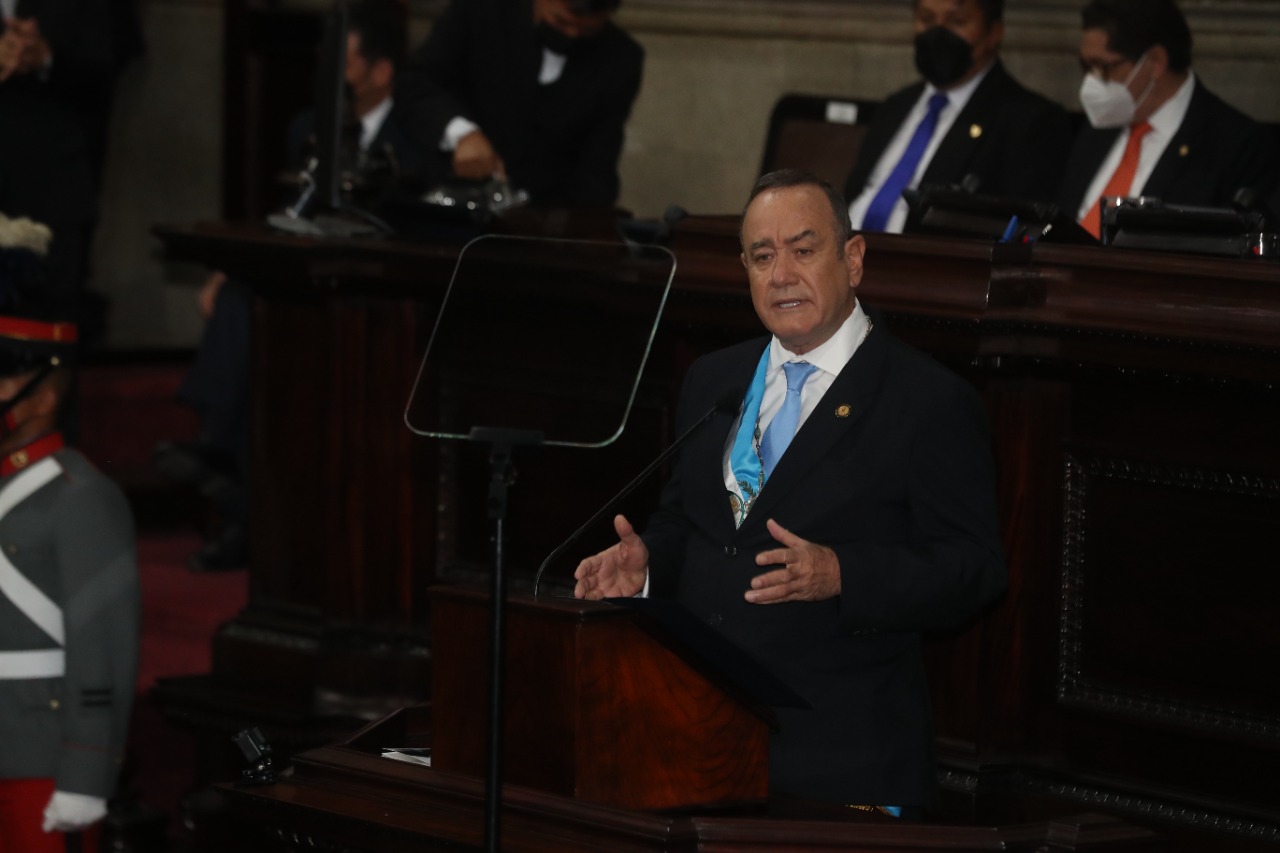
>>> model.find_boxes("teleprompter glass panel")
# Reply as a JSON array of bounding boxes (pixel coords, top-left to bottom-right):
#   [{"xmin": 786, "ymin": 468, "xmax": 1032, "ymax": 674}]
[{"xmin": 404, "ymin": 235, "xmax": 676, "ymax": 448}]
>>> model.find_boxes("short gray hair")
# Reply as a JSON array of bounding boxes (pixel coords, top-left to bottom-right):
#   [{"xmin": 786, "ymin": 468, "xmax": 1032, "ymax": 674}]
[{"xmin": 741, "ymin": 169, "xmax": 853, "ymax": 250}]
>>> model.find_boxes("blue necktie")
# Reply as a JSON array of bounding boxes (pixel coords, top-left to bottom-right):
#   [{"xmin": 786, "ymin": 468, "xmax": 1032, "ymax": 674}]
[
  {"xmin": 861, "ymin": 92, "xmax": 949, "ymax": 232},
  {"xmin": 759, "ymin": 361, "xmax": 819, "ymax": 477}
]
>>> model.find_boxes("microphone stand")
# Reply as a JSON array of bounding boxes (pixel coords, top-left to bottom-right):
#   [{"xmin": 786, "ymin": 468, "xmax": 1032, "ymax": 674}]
[{"xmin": 532, "ymin": 391, "xmax": 740, "ymax": 597}]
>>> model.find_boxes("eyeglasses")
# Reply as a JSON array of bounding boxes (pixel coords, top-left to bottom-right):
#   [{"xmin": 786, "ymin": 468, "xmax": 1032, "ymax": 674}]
[{"xmin": 1079, "ymin": 56, "xmax": 1134, "ymax": 82}]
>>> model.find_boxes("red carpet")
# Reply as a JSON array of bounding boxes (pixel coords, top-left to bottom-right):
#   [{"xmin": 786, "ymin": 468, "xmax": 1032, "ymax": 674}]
[
  {"xmin": 119, "ymin": 530, "xmax": 248, "ymax": 850},
  {"xmin": 135, "ymin": 531, "xmax": 247, "ymax": 693},
  {"xmin": 72, "ymin": 356, "xmax": 248, "ymax": 848}
]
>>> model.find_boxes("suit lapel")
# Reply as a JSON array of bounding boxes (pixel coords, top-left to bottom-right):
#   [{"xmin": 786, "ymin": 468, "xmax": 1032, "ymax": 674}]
[
  {"xmin": 1143, "ymin": 79, "xmax": 1205, "ymax": 198},
  {"xmin": 741, "ymin": 325, "xmax": 888, "ymax": 531},
  {"xmin": 1060, "ymin": 126, "xmax": 1122, "ymax": 214},
  {"xmin": 846, "ymin": 84, "xmax": 923, "ymax": 197},
  {"xmin": 921, "ymin": 62, "xmax": 1007, "ymax": 187}
]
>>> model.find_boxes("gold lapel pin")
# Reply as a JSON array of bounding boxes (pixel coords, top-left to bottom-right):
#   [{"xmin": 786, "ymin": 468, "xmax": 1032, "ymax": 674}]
[
  {"xmin": 969, "ymin": 124, "xmax": 983, "ymax": 139},
  {"xmin": 835, "ymin": 405, "xmax": 852, "ymax": 418},
  {"xmin": 1178, "ymin": 144, "xmax": 1190, "ymax": 157}
]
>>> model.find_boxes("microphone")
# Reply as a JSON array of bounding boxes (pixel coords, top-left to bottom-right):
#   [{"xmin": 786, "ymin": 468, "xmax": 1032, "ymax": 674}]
[
  {"xmin": 531, "ymin": 387, "xmax": 743, "ymax": 597},
  {"xmin": 1232, "ymin": 186, "xmax": 1260, "ymax": 213}
]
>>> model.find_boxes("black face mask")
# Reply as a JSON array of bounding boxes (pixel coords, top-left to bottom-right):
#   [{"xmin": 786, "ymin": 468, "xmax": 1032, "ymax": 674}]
[
  {"xmin": 0, "ymin": 365, "xmax": 50, "ymax": 440},
  {"xmin": 536, "ymin": 22, "xmax": 585, "ymax": 56},
  {"xmin": 914, "ymin": 26, "xmax": 975, "ymax": 89}
]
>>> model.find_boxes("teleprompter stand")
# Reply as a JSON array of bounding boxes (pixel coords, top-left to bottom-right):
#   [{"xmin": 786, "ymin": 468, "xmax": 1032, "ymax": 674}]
[{"xmin": 405, "ymin": 235, "xmax": 676, "ymax": 851}]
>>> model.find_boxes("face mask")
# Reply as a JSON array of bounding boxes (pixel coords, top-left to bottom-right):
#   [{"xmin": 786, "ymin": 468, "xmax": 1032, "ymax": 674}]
[
  {"xmin": 914, "ymin": 26, "xmax": 975, "ymax": 89},
  {"xmin": 1079, "ymin": 53, "xmax": 1152, "ymax": 129},
  {"xmin": 536, "ymin": 21, "xmax": 585, "ymax": 56}
]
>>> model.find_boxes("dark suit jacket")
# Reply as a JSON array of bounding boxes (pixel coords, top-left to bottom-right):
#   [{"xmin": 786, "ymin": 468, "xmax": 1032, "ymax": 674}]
[
  {"xmin": 396, "ymin": 0, "xmax": 644, "ymax": 207},
  {"xmin": 0, "ymin": 0, "xmax": 117, "ymax": 227},
  {"xmin": 845, "ymin": 60, "xmax": 1071, "ymax": 214},
  {"xmin": 642, "ymin": 317, "xmax": 1007, "ymax": 808},
  {"xmin": 1057, "ymin": 77, "xmax": 1279, "ymax": 217},
  {"xmin": 287, "ymin": 100, "xmax": 427, "ymax": 182},
  {"xmin": 0, "ymin": 0, "xmax": 132, "ymax": 316}
]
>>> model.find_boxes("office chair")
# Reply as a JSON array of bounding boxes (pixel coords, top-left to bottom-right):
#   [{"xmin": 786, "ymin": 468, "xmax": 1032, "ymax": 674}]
[{"xmin": 758, "ymin": 94, "xmax": 878, "ymax": 190}]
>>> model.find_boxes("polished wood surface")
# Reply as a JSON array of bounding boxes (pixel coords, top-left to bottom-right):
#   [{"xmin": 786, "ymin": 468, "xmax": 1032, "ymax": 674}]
[
  {"xmin": 153, "ymin": 217, "xmax": 1280, "ymax": 848},
  {"xmin": 429, "ymin": 587, "xmax": 770, "ymax": 810},
  {"xmin": 218, "ymin": 706, "xmax": 1158, "ymax": 852}
]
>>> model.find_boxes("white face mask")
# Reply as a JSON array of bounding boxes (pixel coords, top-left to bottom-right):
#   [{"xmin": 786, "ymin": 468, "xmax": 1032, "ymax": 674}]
[{"xmin": 1079, "ymin": 53, "xmax": 1152, "ymax": 129}]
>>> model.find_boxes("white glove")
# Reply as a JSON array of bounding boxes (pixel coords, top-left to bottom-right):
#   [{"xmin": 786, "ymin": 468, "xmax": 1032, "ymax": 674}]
[{"xmin": 41, "ymin": 790, "xmax": 107, "ymax": 833}]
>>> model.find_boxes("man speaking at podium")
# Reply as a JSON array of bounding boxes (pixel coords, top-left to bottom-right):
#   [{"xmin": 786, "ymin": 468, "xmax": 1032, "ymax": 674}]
[{"xmin": 575, "ymin": 170, "xmax": 1006, "ymax": 815}]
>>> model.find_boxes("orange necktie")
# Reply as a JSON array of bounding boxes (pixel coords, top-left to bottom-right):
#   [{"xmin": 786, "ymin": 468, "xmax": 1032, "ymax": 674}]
[{"xmin": 1081, "ymin": 121, "xmax": 1153, "ymax": 239}]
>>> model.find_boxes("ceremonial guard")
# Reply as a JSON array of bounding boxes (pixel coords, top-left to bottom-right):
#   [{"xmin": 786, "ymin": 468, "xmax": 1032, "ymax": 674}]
[{"xmin": 0, "ymin": 214, "xmax": 139, "ymax": 852}]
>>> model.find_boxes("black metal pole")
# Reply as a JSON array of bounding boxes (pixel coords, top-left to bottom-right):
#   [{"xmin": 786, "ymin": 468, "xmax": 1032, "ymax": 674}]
[
  {"xmin": 484, "ymin": 512, "xmax": 506, "ymax": 852},
  {"xmin": 484, "ymin": 441, "xmax": 512, "ymax": 853}
]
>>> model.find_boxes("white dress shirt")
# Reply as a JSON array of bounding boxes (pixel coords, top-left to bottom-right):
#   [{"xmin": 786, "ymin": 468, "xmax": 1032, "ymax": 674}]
[
  {"xmin": 721, "ymin": 302, "xmax": 873, "ymax": 497},
  {"xmin": 441, "ymin": 48, "xmax": 567, "ymax": 151},
  {"xmin": 359, "ymin": 96, "xmax": 393, "ymax": 152}
]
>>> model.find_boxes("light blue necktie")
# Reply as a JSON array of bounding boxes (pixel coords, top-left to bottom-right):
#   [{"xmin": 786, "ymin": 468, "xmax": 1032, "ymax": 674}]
[
  {"xmin": 861, "ymin": 92, "xmax": 949, "ymax": 232},
  {"xmin": 759, "ymin": 361, "xmax": 819, "ymax": 477}
]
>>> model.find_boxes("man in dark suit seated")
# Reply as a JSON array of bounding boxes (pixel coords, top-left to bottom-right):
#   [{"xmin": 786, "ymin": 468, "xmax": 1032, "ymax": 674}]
[
  {"xmin": 1059, "ymin": 0, "xmax": 1279, "ymax": 238},
  {"xmin": 574, "ymin": 170, "xmax": 1007, "ymax": 813},
  {"xmin": 156, "ymin": 0, "xmax": 418, "ymax": 571},
  {"xmin": 288, "ymin": 0, "xmax": 424, "ymax": 189},
  {"xmin": 844, "ymin": 0, "xmax": 1070, "ymax": 233},
  {"xmin": 396, "ymin": 0, "xmax": 644, "ymax": 208}
]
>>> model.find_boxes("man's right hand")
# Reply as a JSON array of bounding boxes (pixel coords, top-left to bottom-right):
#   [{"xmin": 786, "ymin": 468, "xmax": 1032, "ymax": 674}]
[
  {"xmin": 0, "ymin": 22, "xmax": 23, "ymax": 81},
  {"xmin": 573, "ymin": 514, "xmax": 648, "ymax": 600},
  {"xmin": 0, "ymin": 17, "xmax": 48, "ymax": 82},
  {"xmin": 453, "ymin": 130, "xmax": 506, "ymax": 181},
  {"xmin": 197, "ymin": 271, "xmax": 227, "ymax": 320}
]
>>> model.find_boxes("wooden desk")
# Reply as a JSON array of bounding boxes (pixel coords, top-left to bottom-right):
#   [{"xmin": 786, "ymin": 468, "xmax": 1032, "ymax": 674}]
[
  {"xmin": 216, "ymin": 705, "xmax": 1156, "ymax": 852},
  {"xmin": 153, "ymin": 218, "xmax": 1280, "ymax": 848}
]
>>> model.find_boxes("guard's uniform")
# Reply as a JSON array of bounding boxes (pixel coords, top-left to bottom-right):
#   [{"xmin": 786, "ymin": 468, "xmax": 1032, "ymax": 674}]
[
  {"xmin": 0, "ymin": 280, "xmax": 140, "ymax": 852},
  {"xmin": 0, "ymin": 432, "xmax": 139, "ymax": 851}
]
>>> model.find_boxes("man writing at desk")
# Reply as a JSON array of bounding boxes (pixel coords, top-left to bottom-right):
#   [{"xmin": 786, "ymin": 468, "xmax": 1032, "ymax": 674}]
[
  {"xmin": 575, "ymin": 170, "xmax": 1006, "ymax": 814},
  {"xmin": 397, "ymin": 0, "xmax": 643, "ymax": 207}
]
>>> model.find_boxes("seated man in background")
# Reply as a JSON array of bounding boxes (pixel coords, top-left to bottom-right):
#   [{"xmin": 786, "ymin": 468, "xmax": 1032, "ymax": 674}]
[
  {"xmin": 396, "ymin": 0, "xmax": 644, "ymax": 207},
  {"xmin": 288, "ymin": 0, "xmax": 424, "ymax": 189},
  {"xmin": 575, "ymin": 170, "xmax": 1006, "ymax": 813},
  {"xmin": 156, "ymin": 0, "xmax": 417, "ymax": 571},
  {"xmin": 0, "ymin": 245, "xmax": 139, "ymax": 852},
  {"xmin": 1059, "ymin": 0, "xmax": 1279, "ymax": 237},
  {"xmin": 845, "ymin": 0, "xmax": 1070, "ymax": 233}
]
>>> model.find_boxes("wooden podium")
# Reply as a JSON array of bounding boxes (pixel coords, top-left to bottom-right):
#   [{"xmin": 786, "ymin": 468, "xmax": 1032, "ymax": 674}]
[{"xmin": 429, "ymin": 586, "xmax": 771, "ymax": 811}]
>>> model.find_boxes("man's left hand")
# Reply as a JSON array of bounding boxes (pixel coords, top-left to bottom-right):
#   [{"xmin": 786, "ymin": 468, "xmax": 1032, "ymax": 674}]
[
  {"xmin": 745, "ymin": 518, "xmax": 841, "ymax": 604},
  {"xmin": 42, "ymin": 790, "xmax": 107, "ymax": 833},
  {"xmin": 0, "ymin": 17, "xmax": 51, "ymax": 82}
]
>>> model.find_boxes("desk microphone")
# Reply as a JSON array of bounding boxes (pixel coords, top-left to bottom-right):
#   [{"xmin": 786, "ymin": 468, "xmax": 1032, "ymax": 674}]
[{"xmin": 531, "ymin": 387, "xmax": 743, "ymax": 597}]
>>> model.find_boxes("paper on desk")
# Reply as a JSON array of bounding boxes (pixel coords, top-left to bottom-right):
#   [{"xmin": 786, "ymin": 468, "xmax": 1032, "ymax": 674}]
[{"xmin": 381, "ymin": 748, "xmax": 432, "ymax": 767}]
